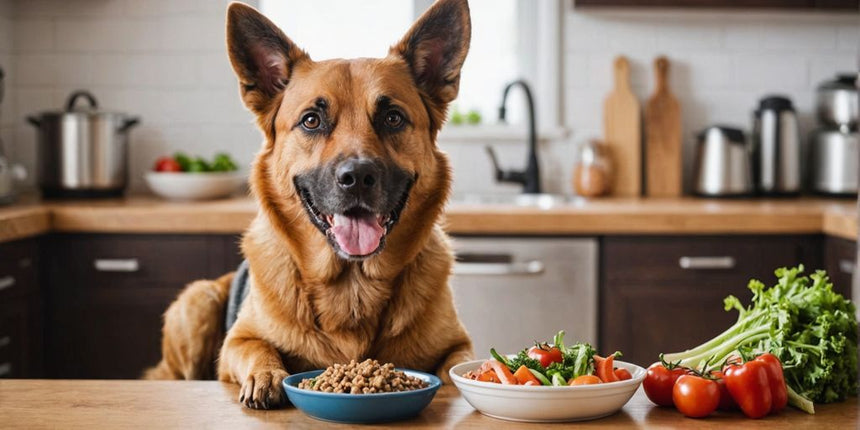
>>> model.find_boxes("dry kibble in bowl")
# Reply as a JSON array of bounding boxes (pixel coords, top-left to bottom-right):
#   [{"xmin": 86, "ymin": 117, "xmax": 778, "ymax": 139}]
[{"xmin": 298, "ymin": 359, "xmax": 428, "ymax": 394}]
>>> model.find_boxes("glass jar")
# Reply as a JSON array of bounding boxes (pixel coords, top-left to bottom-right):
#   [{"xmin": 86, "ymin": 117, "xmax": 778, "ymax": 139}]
[{"xmin": 572, "ymin": 140, "xmax": 612, "ymax": 197}]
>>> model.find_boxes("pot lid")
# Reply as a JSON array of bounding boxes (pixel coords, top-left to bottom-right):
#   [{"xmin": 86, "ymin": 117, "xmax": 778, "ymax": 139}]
[
  {"xmin": 34, "ymin": 90, "xmax": 128, "ymax": 117},
  {"xmin": 817, "ymin": 73, "xmax": 858, "ymax": 91}
]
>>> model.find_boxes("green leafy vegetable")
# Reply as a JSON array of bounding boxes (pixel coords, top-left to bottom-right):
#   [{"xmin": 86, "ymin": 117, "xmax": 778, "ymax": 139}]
[
  {"xmin": 494, "ymin": 330, "xmax": 599, "ymax": 386},
  {"xmin": 662, "ymin": 265, "xmax": 858, "ymax": 413}
]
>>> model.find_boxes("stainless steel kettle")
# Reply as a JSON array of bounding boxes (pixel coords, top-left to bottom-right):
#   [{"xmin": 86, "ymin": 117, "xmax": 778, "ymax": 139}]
[
  {"xmin": 752, "ymin": 95, "xmax": 801, "ymax": 195},
  {"xmin": 693, "ymin": 126, "xmax": 753, "ymax": 197},
  {"xmin": 27, "ymin": 91, "xmax": 139, "ymax": 198}
]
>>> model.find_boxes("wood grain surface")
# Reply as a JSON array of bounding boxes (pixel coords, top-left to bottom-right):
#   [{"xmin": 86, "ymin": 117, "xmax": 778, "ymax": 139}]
[
  {"xmin": 644, "ymin": 56, "xmax": 682, "ymax": 197},
  {"xmin": 0, "ymin": 196, "xmax": 856, "ymax": 241},
  {"xmin": 0, "ymin": 380, "xmax": 857, "ymax": 429},
  {"xmin": 604, "ymin": 56, "xmax": 642, "ymax": 197}
]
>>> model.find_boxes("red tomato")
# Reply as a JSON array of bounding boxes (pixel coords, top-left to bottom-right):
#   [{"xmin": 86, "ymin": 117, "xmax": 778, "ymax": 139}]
[
  {"xmin": 154, "ymin": 156, "xmax": 182, "ymax": 172},
  {"xmin": 643, "ymin": 362, "xmax": 688, "ymax": 406},
  {"xmin": 672, "ymin": 375, "xmax": 720, "ymax": 418},
  {"xmin": 754, "ymin": 353, "xmax": 788, "ymax": 413},
  {"xmin": 724, "ymin": 360, "xmax": 773, "ymax": 419},
  {"xmin": 711, "ymin": 370, "xmax": 737, "ymax": 411},
  {"xmin": 614, "ymin": 368, "xmax": 632, "ymax": 381},
  {"xmin": 527, "ymin": 344, "xmax": 563, "ymax": 368}
]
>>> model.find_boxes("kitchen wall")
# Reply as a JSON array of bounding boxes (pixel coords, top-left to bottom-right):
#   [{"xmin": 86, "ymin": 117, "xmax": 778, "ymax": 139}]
[
  {"xmin": 1, "ymin": 0, "xmax": 261, "ymax": 192},
  {"xmin": 0, "ymin": 1, "xmax": 857, "ymax": 196},
  {"xmin": 561, "ymin": 7, "xmax": 859, "ymax": 194},
  {"xmin": 0, "ymin": 0, "xmax": 13, "ymax": 160}
]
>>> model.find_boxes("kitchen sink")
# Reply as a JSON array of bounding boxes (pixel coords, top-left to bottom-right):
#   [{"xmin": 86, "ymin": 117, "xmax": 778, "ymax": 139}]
[{"xmin": 451, "ymin": 193, "xmax": 575, "ymax": 209}]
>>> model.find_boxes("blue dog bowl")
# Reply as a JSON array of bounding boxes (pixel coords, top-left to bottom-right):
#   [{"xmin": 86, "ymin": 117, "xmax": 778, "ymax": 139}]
[{"xmin": 283, "ymin": 369, "xmax": 442, "ymax": 424}]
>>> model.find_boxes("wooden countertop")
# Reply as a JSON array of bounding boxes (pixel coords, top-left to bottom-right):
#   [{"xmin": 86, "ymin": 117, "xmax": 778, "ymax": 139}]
[
  {"xmin": 1, "ymin": 380, "xmax": 856, "ymax": 429},
  {"xmin": 0, "ymin": 195, "xmax": 856, "ymax": 243}
]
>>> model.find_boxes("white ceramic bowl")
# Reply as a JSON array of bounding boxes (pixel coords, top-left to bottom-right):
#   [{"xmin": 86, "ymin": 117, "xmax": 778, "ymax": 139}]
[
  {"xmin": 450, "ymin": 359, "xmax": 645, "ymax": 423},
  {"xmin": 144, "ymin": 171, "xmax": 245, "ymax": 200}
]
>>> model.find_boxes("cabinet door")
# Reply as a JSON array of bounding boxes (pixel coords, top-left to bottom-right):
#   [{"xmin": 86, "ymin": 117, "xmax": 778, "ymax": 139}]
[
  {"xmin": 824, "ymin": 236, "xmax": 856, "ymax": 300},
  {"xmin": 0, "ymin": 239, "xmax": 42, "ymax": 378},
  {"xmin": 600, "ymin": 235, "xmax": 821, "ymax": 367},
  {"xmin": 44, "ymin": 234, "xmax": 234, "ymax": 379}
]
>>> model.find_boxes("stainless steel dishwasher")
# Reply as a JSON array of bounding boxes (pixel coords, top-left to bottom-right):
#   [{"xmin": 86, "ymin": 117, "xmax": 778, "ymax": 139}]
[{"xmin": 449, "ymin": 237, "xmax": 598, "ymax": 356}]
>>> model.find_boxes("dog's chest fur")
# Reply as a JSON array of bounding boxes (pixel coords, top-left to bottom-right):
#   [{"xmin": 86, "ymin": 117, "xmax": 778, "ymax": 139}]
[{"xmin": 243, "ymin": 219, "xmax": 453, "ymax": 372}]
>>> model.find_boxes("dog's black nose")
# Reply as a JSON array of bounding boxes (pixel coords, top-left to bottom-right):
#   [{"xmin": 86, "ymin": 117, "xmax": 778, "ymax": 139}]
[{"xmin": 336, "ymin": 158, "xmax": 379, "ymax": 192}]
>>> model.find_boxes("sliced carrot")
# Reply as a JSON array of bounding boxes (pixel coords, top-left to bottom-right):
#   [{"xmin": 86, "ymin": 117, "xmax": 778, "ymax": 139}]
[
  {"xmin": 488, "ymin": 360, "xmax": 518, "ymax": 385},
  {"xmin": 477, "ymin": 370, "xmax": 500, "ymax": 383},
  {"xmin": 594, "ymin": 354, "xmax": 619, "ymax": 383},
  {"xmin": 513, "ymin": 365, "xmax": 540, "ymax": 385},
  {"xmin": 569, "ymin": 374, "xmax": 602, "ymax": 385},
  {"xmin": 524, "ymin": 380, "xmax": 540, "ymax": 386},
  {"xmin": 614, "ymin": 368, "xmax": 632, "ymax": 381}
]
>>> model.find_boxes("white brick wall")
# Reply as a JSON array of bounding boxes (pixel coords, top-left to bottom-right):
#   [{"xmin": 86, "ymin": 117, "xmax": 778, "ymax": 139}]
[
  {"xmin": 563, "ymin": 8, "xmax": 859, "ymax": 194},
  {"xmin": 0, "ymin": 1, "xmax": 857, "ymax": 196},
  {"xmin": 1, "ymin": 0, "xmax": 260, "ymax": 191}
]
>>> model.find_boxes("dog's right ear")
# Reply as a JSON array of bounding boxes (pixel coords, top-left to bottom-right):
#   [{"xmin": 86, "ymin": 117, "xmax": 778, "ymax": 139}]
[{"xmin": 226, "ymin": 2, "xmax": 308, "ymax": 115}]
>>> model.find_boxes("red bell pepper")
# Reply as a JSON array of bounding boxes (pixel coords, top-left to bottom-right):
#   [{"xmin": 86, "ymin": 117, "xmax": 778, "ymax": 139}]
[
  {"xmin": 754, "ymin": 353, "xmax": 788, "ymax": 413},
  {"xmin": 724, "ymin": 360, "xmax": 773, "ymax": 419}
]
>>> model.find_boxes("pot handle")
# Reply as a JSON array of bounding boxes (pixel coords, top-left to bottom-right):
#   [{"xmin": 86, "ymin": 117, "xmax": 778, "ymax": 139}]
[
  {"xmin": 27, "ymin": 116, "xmax": 40, "ymax": 127},
  {"xmin": 120, "ymin": 117, "xmax": 140, "ymax": 132},
  {"xmin": 66, "ymin": 90, "xmax": 98, "ymax": 112}
]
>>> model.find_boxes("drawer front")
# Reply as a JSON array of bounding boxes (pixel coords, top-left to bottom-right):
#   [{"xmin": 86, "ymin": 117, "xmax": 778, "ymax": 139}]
[
  {"xmin": 0, "ymin": 239, "xmax": 38, "ymax": 300},
  {"xmin": 46, "ymin": 234, "xmax": 225, "ymax": 288},
  {"xmin": 603, "ymin": 235, "xmax": 820, "ymax": 285}
]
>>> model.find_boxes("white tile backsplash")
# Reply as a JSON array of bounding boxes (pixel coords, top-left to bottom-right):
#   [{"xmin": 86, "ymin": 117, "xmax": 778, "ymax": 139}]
[{"xmin": 0, "ymin": 1, "xmax": 857, "ymax": 195}]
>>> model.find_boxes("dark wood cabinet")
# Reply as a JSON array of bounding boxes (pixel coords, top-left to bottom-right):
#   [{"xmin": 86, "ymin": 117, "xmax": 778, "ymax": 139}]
[
  {"xmin": 574, "ymin": 0, "xmax": 859, "ymax": 9},
  {"xmin": 43, "ymin": 234, "xmax": 242, "ymax": 379},
  {"xmin": 824, "ymin": 236, "xmax": 856, "ymax": 300},
  {"xmin": 0, "ymin": 239, "xmax": 41, "ymax": 378},
  {"xmin": 599, "ymin": 235, "xmax": 822, "ymax": 367}
]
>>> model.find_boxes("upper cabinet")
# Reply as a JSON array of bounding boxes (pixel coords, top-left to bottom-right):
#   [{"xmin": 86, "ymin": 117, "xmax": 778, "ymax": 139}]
[{"xmin": 574, "ymin": 0, "xmax": 860, "ymax": 10}]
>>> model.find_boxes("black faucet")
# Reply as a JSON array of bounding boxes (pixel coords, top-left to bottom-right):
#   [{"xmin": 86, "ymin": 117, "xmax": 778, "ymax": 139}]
[{"xmin": 485, "ymin": 80, "xmax": 541, "ymax": 194}]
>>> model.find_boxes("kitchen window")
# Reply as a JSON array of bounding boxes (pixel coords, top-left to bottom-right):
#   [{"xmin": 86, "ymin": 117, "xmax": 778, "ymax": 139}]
[{"xmin": 260, "ymin": 0, "xmax": 563, "ymax": 136}]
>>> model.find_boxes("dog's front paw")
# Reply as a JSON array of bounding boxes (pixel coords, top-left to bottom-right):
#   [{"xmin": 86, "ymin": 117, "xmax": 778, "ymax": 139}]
[{"xmin": 239, "ymin": 369, "xmax": 289, "ymax": 409}]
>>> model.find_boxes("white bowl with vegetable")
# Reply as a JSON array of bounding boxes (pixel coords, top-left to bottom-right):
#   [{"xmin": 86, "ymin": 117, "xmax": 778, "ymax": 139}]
[
  {"xmin": 451, "ymin": 359, "xmax": 645, "ymax": 422},
  {"xmin": 146, "ymin": 152, "xmax": 245, "ymax": 200},
  {"xmin": 145, "ymin": 171, "xmax": 245, "ymax": 200}
]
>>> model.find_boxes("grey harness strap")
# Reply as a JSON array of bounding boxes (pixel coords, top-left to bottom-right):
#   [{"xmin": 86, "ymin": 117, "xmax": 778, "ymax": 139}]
[{"xmin": 225, "ymin": 259, "xmax": 251, "ymax": 332}]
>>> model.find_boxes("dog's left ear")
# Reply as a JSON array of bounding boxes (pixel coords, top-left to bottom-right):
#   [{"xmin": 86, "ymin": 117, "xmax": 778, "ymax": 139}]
[{"xmin": 392, "ymin": 0, "xmax": 471, "ymax": 115}]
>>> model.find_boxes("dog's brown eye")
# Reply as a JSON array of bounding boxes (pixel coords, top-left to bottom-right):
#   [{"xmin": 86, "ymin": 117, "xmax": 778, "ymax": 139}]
[
  {"xmin": 301, "ymin": 113, "xmax": 321, "ymax": 130},
  {"xmin": 384, "ymin": 110, "xmax": 404, "ymax": 128}
]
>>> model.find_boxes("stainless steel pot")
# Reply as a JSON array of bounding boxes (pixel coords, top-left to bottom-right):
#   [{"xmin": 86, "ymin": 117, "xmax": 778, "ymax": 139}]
[
  {"xmin": 27, "ymin": 91, "xmax": 139, "ymax": 198},
  {"xmin": 817, "ymin": 74, "xmax": 858, "ymax": 132},
  {"xmin": 693, "ymin": 126, "xmax": 753, "ymax": 197},
  {"xmin": 809, "ymin": 129, "xmax": 858, "ymax": 196}
]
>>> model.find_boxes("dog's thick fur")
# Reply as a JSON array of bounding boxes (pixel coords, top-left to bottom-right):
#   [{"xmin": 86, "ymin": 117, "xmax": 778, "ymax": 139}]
[{"xmin": 145, "ymin": 0, "xmax": 474, "ymax": 410}]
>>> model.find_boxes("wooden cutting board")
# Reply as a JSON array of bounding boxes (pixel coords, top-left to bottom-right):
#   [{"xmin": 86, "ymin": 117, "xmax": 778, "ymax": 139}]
[
  {"xmin": 603, "ymin": 56, "xmax": 641, "ymax": 197},
  {"xmin": 644, "ymin": 56, "xmax": 682, "ymax": 197}
]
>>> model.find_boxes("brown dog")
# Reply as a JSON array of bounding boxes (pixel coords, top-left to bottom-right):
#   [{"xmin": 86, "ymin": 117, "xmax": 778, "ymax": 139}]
[{"xmin": 145, "ymin": 0, "xmax": 474, "ymax": 410}]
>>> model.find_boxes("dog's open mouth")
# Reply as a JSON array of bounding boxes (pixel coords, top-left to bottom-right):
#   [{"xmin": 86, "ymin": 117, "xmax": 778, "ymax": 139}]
[{"xmin": 296, "ymin": 180, "xmax": 412, "ymax": 259}]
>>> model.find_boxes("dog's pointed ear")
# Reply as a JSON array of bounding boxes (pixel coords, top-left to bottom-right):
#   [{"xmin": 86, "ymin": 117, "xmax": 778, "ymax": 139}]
[
  {"xmin": 226, "ymin": 2, "xmax": 308, "ymax": 115},
  {"xmin": 392, "ymin": 0, "xmax": 471, "ymax": 110}
]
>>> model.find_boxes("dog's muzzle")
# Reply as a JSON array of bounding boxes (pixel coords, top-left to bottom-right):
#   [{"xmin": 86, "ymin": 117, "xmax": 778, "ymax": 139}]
[{"xmin": 294, "ymin": 157, "xmax": 414, "ymax": 260}]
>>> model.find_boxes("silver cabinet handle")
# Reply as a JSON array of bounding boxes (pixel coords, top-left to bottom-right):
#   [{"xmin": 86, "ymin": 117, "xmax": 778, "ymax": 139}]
[
  {"xmin": 94, "ymin": 258, "xmax": 139, "ymax": 272},
  {"xmin": 0, "ymin": 362, "xmax": 10, "ymax": 377},
  {"xmin": 0, "ymin": 336, "xmax": 9, "ymax": 348},
  {"xmin": 679, "ymin": 256, "xmax": 736, "ymax": 270},
  {"xmin": 838, "ymin": 259, "xmax": 855, "ymax": 275},
  {"xmin": 0, "ymin": 276, "xmax": 14, "ymax": 291},
  {"xmin": 453, "ymin": 260, "xmax": 545, "ymax": 276}
]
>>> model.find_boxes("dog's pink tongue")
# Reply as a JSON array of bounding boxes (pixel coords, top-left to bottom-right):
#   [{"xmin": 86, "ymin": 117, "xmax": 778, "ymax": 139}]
[{"xmin": 331, "ymin": 213, "xmax": 384, "ymax": 256}]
